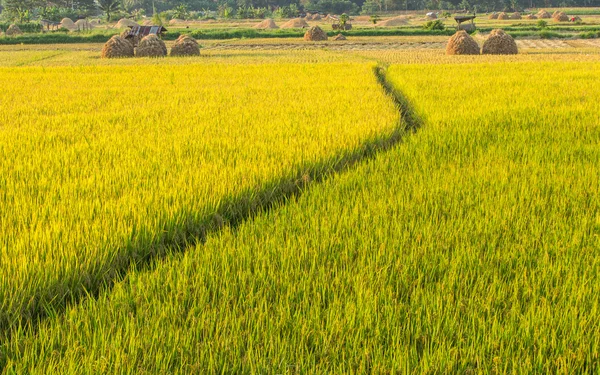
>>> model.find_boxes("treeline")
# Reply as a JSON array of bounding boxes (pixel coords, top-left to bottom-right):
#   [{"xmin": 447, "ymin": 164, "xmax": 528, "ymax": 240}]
[{"xmin": 1, "ymin": 0, "xmax": 599, "ymax": 23}]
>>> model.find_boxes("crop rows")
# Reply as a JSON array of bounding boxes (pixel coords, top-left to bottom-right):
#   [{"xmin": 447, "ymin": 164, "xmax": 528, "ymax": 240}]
[
  {"xmin": 2, "ymin": 59, "xmax": 599, "ymax": 373},
  {"xmin": 0, "ymin": 62, "xmax": 400, "ymax": 339}
]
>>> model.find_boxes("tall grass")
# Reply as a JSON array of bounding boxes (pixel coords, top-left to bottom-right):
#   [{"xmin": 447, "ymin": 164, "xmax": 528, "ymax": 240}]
[
  {"xmin": 0, "ymin": 62, "xmax": 399, "ymax": 338},
  {"xmin": 2, "ymin": 60, "xmax": 599, "ymax": 373}
]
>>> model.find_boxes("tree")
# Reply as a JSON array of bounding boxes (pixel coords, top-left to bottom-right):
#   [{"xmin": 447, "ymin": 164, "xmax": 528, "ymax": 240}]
[
  {"xmin": 3, "ymin": 0, "xmax": 44, "ymax": 22},
  {"xmin": 97, "ymin": 0, "xmax": 121, "ymax": 21}
]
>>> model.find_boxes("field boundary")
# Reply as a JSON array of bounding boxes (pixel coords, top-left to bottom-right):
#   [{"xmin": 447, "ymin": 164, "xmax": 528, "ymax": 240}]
[{"xmin": 0, "ymin": 66, "xmax": 421, "ymax": 353}]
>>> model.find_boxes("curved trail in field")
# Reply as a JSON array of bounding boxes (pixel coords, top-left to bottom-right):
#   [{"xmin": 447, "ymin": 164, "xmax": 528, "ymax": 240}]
[{"xmin": 0, "ymin": 66, "xmax": 422, "ymax": 354}]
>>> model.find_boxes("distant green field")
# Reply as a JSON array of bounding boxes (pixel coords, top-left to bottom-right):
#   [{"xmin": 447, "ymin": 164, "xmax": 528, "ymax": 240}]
[{"xmin": 2, "ymin": 58, "xmax": 599, "ymax": 373}]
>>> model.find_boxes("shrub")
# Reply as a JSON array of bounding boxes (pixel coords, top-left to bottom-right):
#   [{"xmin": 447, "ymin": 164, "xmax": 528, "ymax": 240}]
[{"xmin": 423, "ymin": 19, "xmax": 445, "ymax": 30}]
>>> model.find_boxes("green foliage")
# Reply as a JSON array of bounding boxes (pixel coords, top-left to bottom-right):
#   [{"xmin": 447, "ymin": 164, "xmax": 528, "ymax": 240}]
[
  {"xmin": 423, "ymin": 19, "xmax": 445, "ymax": 30},
  {"xmin": 370, "ymin": 14, "xmax": 380, "ymax": 24},
  {"xmin": 537, "ymin": 19, "xmax": 548, "ymax": 28},
  {"xmin": 98, "ymin": 0, "xmax": 122, "ymax": 21},
  {"xmin": 0, "ymin": 22, "xmax": 42, "ymax": 33}
]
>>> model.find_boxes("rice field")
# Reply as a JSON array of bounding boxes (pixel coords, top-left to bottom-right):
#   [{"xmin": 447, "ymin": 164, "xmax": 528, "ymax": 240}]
[
  {"xmin": 0, "ymin": 61, "xmax": 400, "ymax": 338},
  {"xmin": 1, "ymin": 42, "xmax": 600, "ymax": 374}
]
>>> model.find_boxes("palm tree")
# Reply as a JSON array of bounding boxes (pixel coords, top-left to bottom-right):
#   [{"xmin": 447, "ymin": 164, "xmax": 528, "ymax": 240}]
[{"xmin": 97, "ymin": 0, "xmax": 121, "ymax": 21}]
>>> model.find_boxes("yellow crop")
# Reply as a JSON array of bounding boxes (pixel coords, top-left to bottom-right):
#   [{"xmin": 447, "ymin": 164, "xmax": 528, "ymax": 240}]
[{"xmin": 0, "ymin": 62, "xmax": 400, "ymax": 333}]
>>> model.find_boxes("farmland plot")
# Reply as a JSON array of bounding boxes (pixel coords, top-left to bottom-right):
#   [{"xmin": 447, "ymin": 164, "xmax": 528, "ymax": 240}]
[
  {"xmin": 0, "ymin": 62, "xmax": 400, "ymax": 336},
  {"xmin": 3, "ymin": 61, "xmax": 599, "ymax": 373}
]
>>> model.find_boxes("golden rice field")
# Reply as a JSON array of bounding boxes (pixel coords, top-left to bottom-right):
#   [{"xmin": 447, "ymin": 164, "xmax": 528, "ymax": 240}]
[
  {"xmin": 1, "ymin": 43, "xmax": 600, "ymax": 373},
  {"xmin": 0, "ymin": 60, "xmax": 400, "ymax": 337}
]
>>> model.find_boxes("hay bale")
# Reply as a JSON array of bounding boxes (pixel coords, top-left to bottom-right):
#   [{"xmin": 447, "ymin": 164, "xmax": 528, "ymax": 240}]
[
  {"xmin": 170, "ymin": 35, "xmax": 200, "ymax": 56},
  {"xmin": 120, "ymin": 29, "xmax": 141, "ymax": 47},
  {"xmin": 511, "ymin": 12, "xmax": 521, "ymax": 19},
  {"xmin": 488, "ymin": 12, "xmax": 499, "ymax": 19},
  {"xmin": 446, "ymin": 30, "xmax": 480, "ymax": 55},
  {"xmin": 136, "ymin": 34, "xmax": 167, "ymax": 57},
  {"xmin": 253, "ymin": 18, "xmax": 279, "ymax": 29},
  {"xmin": 537, "ymin": 10, "xmax": 551, "ymax": 18},
  {"xmin": 525, "ymin": 14, "xmax": 537, "ymax": 19},
  {"xmin": 379, "ymin": 16, "xmax": 409, "ymax": 26},
  {"xmin": 482, "ymin": 29, "xmax": 518, "ymax": 55},
  {"xmin": 60, "ymin": 18, "xmax": 75, "ymax": 29},
  {"xmin": 552, "ymin": 10, "xmax": 561, "ymax": 17},
  {"xmin": 497, "ymin": 12, "xmax": 509, "ymax": 20},
  {"xmin": 313, "ymin": 14, "xmax": 322, "ymax": 20},
  {"xmin": 169, "ymin": 18, "xmax": 184, "ymax": 25},
  {"xmin": 74, "ymin": 19, "xmax": 94, "ymax": 31},
  {"xmin": 6, "ymin": 24, "xmax": 23, "ymax": 36},
  {"xmin": 116, "ymin": 18, "xmax": 140, "ymax": 29},
  {"xmin": 573, "ymin": 16, "xmax": 582, "ymax": 22},
  {"xmin": 553, "ymin": 12, "xmax": 569, "ymax": 22},
  {"xmin": 280, "ymin": 18, "xmax": 309, "ymax": 29},
  {"xmin": 333, "ymin": 33, "xmax": 347, "ymax": 40},
  {"xmin": 304, "ymin": 26, "xmax": 328, "ymax": 41},
  {"xmin": 101, "ymin": 35, "xmax": 134, "ymax": 58}
]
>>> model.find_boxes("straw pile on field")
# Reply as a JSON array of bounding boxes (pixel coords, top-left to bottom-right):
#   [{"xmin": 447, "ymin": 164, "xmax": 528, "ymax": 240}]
[
  {"xmin": 90, "ymin": 19, "xmax": 101, "ymax": 25},
  {"xmin": 120, "ymin": 29, "xmax": 141, "ymax": 46},
  {"xmin": 304, "ymin": 26, "xmax": 328, "ymax": 41},
  {"xmin": 525, "ymin": 14, "xmax": 537, "ymax": 19},
  {"xmin": 553, "ymin": 11, "xmax": 569, "ymax": 22},
  {"xmin": 142, "ymin": 20, "xmax": 153, "ymax": 26},
  {"xmin": 482, "ymin": 29, "xmax": 518, "ymax": 54},
  {"xmin": 488, "ymin": 12, "xmax": 498, "ymax": 19},
  {"xmin": 552, "ymin": 10, "xmax": 561, "ymax": 17},
  {"xmin": 169, "ymin": 19, "xmax": 184, "ymax": 25},
  {"xmin": 426, "ymin": 13, "xmax": 437, "ymax": 19},
  {"xmin": 497, "ymin": 12, "xmax": 509, "ymax": 20},
  {"xmin": 511, "ymin": 12, "xmax": 521, "ymax": 19},
  {"xmin": 101, "ymin": 35, "xmax": 134, "ymax": 58},
  {"xmin": 170, "ymin": 35, "xmax": 200, "ymax": 56},
  {"xmin": 136, "ymin": 34, "xmax": 167, "ymax": 57},
  {"xmin": 573, "ymin": 16, "xmax": 582, "ymax": 21},
  {"xmin": 6, "ymin": 24, "xmax": 23, "ymax": 36},
  {"xmin": 446, "ymin": 30, "xmax": 480, "ymax": 55},
  {"xmin": 312, "ymin": 14, "xmax": 322, "ymax": 20},
  {"xmin": 253, "ymin": 18, "xmax": 279, "ymax": 29},
  {"xmin": 0, "ymin": 31, "xmax": 4, "ymax": 37},
  {"xmin": 379, "ymin": 16, "xmax": 409, "ymax": 26},
  {"xmin": 537, "ymin": 10, "xmax": 551, "ymax": 18},
  {"xmin": 116, "ymin": 18, "xmax": 139, "ymax": 28},
  {"xmin": 280, "ymin": 18, "xmax": 309, "ymax": 28},
  {"xmin": 75, "ymin": 19, "xmax": 94, "ymax": 30},
  {"xmin": 60, "ymin": 18, "xmax": 76, "ymax": 30},
  {"xmin": 333, "ymin": 33, "xmax": 347, "ymax": 40}
]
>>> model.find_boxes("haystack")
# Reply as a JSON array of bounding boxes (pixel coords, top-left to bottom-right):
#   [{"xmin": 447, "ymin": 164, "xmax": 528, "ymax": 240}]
[
  {"xmin": 446, "ymin": 30, "xmax": 480, "ymax": 55},
  {"xmin": 537, "ymin": 10, "xmax": 551, "ymax": 18},
  {"xmin": 379, "ymin": 16, "xmax": 409, "ymax": 26},
  {"xmin": 0, "ymin": 31, "xmax": 4, "ymax": 38},
  {"xmin": 482, "ymin": 29, "xmax": 518, "ymax": 54},
  {"xmin": 497, "ymin": 12, "xmax": 509, "ymax": 20},
  {"xmin": 169, "ymin": 18, "xmax": 184, "ymax": 25},
  {"xmin": 60, "ymin": 18, "xmax": 76, "ymax": 29},
  {"xmin": 333, "ymin": 33, "xmax": 347, "ymax": 40},
  {"xmin": 101, "ymin": 35, "xmax": 134, "ymax": 58},
  {"xmin": 253, "ymin": 18, "xmax": 279, "ymax": 29},
  {"xmin": 553, "ymin": 12, "xmax": 569, "ymax": 22},
  {"xmin": 142, "ymin": 20, "xmax": 153, "ymax": 26},
  {"xmin": 6, "ymin": 24, "xmax": 23, "ymax": 36},
  {"xmin": 90, "ymin": 19, "xmax": 101, "ymax": 25},
  {"xmin": 116, "ymin": 18, "xmax": 139, "ymax": 28},
  {"xmin": 488, "ymin": 12, "xmax": 499, "ymax": 19},
  {"xmin": 552, "ymin": 10, "xmax": 561, "ymax": 17},
  {"xmin": 573, "ymin": 16, "xmax": 582, "ymax": 22},
  {"xmin": 304, "ymin": 26, "xmax": 328, "ymax": 41},
  {"xmin": 511, "ymin": 12, "xmax": 521, "ymax": 19},
  {"xmin": 525, "ymin": 14, "xmax": 537, "ymax": 19},
  {"xmin": 136, "ymin": 34, "xmax": 167, "ymax": 57},
  {"xmin": 120, "ymin": 29, "xmax": 141, "ymax": 46},
  {"xmin": 280, "ymin": 18, "xmax": 309, "ymax": 28},
  {"xmin": 170, "ymin": 35, "xmax": 200, "ymax": 56},
  {"xmin": 75, "ymin": 19, "xmax": 94, "ymax": 31},
  {"xmin": 313, "ymin": 14, "xmax": 322, "ymax": 20}
]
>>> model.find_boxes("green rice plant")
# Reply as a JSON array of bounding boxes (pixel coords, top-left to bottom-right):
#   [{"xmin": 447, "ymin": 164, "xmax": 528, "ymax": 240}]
[
  {"xmin": 0, "ymin": 62, "xmax": 400, "ymax": 338},
  {"xmin": 2, "ymin": 60, "xmax": 599, "ymax": 373}
]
